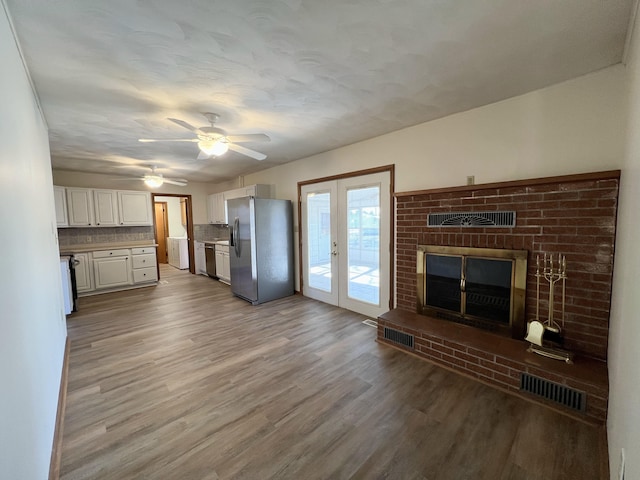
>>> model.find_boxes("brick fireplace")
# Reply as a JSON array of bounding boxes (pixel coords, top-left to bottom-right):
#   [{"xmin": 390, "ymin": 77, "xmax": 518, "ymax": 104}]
[{"xmin": 378, "ymin": 170, "xmax": 619, "ymax": 422}]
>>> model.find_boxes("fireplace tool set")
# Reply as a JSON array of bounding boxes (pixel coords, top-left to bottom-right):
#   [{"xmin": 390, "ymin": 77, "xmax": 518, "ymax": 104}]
[{"xmin": 525, "ymin": 253, "xmax": 574, "ymax": 363}]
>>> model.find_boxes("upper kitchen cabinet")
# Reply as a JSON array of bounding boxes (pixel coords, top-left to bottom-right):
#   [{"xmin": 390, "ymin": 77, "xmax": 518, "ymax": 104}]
[
  {"xmin": 219, "ymin": 184, "xmax": 272, "ymax": 224},
  {"xmin": 58, "ymin": 187, "xmax": 153, "ymax": 228},
  {"xmin": 117, "ymin": 191, "xmax": 153, "ymax": 226},
  {"xmin": 66, "ymin": 187, "xmax": 95, "ymax": 226},
  {"xmin": 93, "ymin": 189, "xmax": 119, "ymax": 226},
  {"xmin": 223, "ymin": 184, "xmax": 271, "ymax": 202},
  {"xmin": 207, "ymin": 193, "xmax": 226, "ymax": 224},
  {"xmin": 53, "ymin": 186, "xmax": 68, "ymax": 227}
]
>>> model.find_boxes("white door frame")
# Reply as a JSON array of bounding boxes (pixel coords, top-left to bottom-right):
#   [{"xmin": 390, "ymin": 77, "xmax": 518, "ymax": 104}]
[{"xmin": 298, "ymin": 165, "xmax": 395, "ymax": 317}]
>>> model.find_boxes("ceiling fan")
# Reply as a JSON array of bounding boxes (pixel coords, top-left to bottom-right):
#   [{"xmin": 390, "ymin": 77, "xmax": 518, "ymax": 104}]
[
  {"xmin": 139, "ymin": 113, "xmax": 270, "ymax": 161},
  {"xmin": 138, "ymin": 166, "xmax": 187, "ymax": 188}
]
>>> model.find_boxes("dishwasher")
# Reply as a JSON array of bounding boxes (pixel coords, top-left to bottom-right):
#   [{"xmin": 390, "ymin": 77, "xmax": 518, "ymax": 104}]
[{"xmin": 204, "ymin": 244, "xmax": 216, "ymax": 277}]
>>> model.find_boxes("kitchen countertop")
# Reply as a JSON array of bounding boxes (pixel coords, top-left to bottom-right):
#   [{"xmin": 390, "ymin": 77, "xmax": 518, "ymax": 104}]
[
  {"xmin": 59, "ymin": 241, "xmax": 158, "ymax": 254},
  {"xmin": 203, "ymin": 239, "xmax": 229, "ymax": 246}
]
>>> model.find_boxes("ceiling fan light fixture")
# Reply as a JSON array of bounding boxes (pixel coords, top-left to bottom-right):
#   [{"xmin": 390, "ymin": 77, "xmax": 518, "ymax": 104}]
[
  {"xmin": 198, "ymin": 138, "xmax": 229, "ymax": 156},
  {"xmin": 144, "ymin": 174, "xmax": 164, "ymax": 188}
]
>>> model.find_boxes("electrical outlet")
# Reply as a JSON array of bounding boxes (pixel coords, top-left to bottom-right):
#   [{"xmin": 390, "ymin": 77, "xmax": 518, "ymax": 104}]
[
  {"xmin": 619, "ymin": 448, "xmax": 625, "ymax": 480},
  {"xmin": 466, "ymin": 175, "xmax": 475, "ymax": 185}
]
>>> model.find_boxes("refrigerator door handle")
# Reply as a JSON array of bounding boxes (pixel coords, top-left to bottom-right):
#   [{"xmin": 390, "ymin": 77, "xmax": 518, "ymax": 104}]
[{"xmin": 233, "ymin": 217, "xmax": 240, "ymax": 257}]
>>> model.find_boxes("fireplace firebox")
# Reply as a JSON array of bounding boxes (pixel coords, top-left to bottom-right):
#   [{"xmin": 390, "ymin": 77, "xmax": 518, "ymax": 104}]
[{"xmin": 417, "ymin": 245, "xmax": 528, "ymax": 339}]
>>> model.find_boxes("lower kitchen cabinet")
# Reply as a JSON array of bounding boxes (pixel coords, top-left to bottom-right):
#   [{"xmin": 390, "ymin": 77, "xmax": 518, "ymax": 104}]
[
  {"xmin": 72, "ymin": 245, "xmax": 159, "ymax": 296},
  {"xmin": 93, "ymin": 251, "xmax": 132, "ymax": 289},
  {"xmin": 215, "ymin": 244, "xmax": 230, "ymax": 284},
  {"xmin": 194, "ymin": 241, "xmax": 207, "ymax": 275},
  {"xmin": 132, "ymin": 247, "xmax": 158, "ymax": 283},
  {"xmin": 74, "ymin": 252, "xmax": 94, "ymax": 293}
]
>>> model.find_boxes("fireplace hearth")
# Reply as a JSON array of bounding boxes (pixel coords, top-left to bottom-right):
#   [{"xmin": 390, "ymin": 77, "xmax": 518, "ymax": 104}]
[
  {"xmin": 383, "ymin": 171, "xmax": 619, "ymax": 422},
  {"xmin": 417, "ymin": 246, "xmax": 528, "ymax": 339}
]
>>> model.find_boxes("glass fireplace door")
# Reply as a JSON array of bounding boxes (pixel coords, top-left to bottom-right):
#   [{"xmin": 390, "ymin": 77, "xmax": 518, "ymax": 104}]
[
  {"xmin": 425, "ymin": 254, "xmax": 462, "ymax": 313},
  {"xmin": 424, "ymin": 253, "xmax": 514, "ymax": 326}
]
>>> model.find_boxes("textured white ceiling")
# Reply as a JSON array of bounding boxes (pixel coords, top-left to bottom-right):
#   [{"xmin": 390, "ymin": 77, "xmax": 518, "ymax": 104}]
[{"xmin": 5, "ymin": 0, "xmax": 635, "ymax": 183}]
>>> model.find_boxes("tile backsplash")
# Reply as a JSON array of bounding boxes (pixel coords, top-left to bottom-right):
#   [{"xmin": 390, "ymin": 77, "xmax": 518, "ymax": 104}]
[
  {"xmin": 194, "ymin": 224, "xmax": 229, "ymax": 241},
  {"xmin": 57, "ymin": 226, "xmax": 155, "ymax": 246},
  {"xmin": 58, "ymin": 224, "xmax": 229, "ymax": 246}
]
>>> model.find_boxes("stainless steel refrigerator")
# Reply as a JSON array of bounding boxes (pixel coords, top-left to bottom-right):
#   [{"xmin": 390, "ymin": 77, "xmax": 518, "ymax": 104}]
[{"xmin": 228, "ymin": 197, "xmax": 294, "ymax": 305}]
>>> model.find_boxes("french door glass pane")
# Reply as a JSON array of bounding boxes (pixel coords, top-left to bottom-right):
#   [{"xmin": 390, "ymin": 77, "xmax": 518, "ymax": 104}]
[
  {"xmin": 307, "ymin": 192, "xmax": 332, "ymax": 292},
  {"xmin": 346, "ymin": 186, "xmax": 380, "ymax": 305}
]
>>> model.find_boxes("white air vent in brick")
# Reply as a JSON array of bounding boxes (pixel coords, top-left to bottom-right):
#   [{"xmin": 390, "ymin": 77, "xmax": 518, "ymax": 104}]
[{"xmin": 428, "ymin": 211, "xmax": 516, "ymax": 227}]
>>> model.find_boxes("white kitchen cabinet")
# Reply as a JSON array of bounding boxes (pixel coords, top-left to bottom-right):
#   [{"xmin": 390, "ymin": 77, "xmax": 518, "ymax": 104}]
[
  {"xmin": 53, "ymin": 186, "xmax": 68, "ymax": 227},
  {"xmin": 222, "ymin": 184, "xmax": 271, "ymax": 224},
  {"xmin": 215, "ymin": 243, "xmax": 230, "ymax": 284},
  {"xmin": 93, "ymin": 189, "xmax": 119, "ymax": 226},
  {"xmin": 223, "ymin": 184, "xmax": 271, "ymax": 202},
  {"xmin": 93, "ymin": 249, "xmax": 132, "ymax": 289},
  {"xmin": 207, "ymin": 193, "xmax": 226, "ymax": 224},
  {"xmin": 73, "ymin": 252, "xmax": 94, "ymax": 293},
  {"xmin": 194, "ymin": 241, "xmax": 207, "ymax": 275},
  {"xmin": 167, "ymin": 237, "xmax": 189, "ymax": 269},
  {"xmin": 131, "ymin": 247, "xmax": 158, "ymax": 284},
  {"xmin": 66, "ymin": 188, "xmax": 95, "ymax": 226},
  {"xmin": 117, "ymin": 191, "xmax": 153, "ymax": 225}
]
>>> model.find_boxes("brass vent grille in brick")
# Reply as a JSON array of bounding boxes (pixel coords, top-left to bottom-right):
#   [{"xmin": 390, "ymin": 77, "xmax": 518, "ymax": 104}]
[
  {"xmin": 428, "ymin": 211, "xmax": 516, "ymax": 227},
  {"xmin": 520, "ymin": 373, "xmax": 586, "ymax": 412}
]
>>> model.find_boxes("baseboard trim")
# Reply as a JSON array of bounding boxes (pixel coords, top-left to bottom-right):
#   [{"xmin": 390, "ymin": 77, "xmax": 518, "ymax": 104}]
[{"xmin": 49, "ymin": 337, "xmax": 70, "ymax": 480}]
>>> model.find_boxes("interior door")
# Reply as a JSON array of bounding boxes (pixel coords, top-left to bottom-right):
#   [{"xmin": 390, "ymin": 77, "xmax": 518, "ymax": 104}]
[
  {"xmin": 154, "ymin": 202, "xmax": 169, "ymax": 264},
  {"xmin": 301, "ymin": 172, "xmax": 390, "ymax": 318}
]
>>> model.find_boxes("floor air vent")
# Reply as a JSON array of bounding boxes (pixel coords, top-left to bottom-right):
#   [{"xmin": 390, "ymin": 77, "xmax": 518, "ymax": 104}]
[
  {"xmin": 383, "ymin": 327, "xmax": 414, "ymax": 349},
  {"xmin": 520, "ymin": 373, "xmax": 586, "ymax": 412}
]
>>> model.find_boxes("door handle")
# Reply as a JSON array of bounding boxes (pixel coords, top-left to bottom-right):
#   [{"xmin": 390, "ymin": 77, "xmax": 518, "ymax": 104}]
[{"xmin": 233, "ymin": 217, "xmax": 240, "ymax": 257}]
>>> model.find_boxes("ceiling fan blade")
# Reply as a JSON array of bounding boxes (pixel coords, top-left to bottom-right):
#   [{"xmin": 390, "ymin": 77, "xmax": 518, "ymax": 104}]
[
  {"xmin": 196, "ymin": 150, "xmax": 211, "ymax": 161},
  {"xmin": 228, "ymin": 143, "xmax": 267, "ymax": 161},
  {"xmin": 139, "ymin": 138, "xmax": 198, "ymax": 143},
  {"xmin": 168, "ymin": 118, "xmax": 201, "ymax": 133},
  {"xmin": 163, "ymin": 178, "xmax": 188, "ymax": 187},
  {"xmin": 226, "ymin": 134, "xmax": 270, "ymax": 144}
]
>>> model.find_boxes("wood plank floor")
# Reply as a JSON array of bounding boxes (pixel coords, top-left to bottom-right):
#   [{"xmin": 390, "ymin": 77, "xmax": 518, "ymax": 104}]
[{"xmin": 60, "ymin": 264, "xmax": 606, "ymax": 479}]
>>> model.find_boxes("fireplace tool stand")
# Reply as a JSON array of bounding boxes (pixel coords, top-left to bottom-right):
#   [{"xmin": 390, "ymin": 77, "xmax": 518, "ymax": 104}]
[{"xmin": 526, "ymin": 253, "xmax": 573, "ymax": 364}]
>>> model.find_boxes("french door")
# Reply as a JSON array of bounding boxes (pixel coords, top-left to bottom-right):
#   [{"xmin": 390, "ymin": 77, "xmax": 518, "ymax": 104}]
[{"xmin": 301, "ymin": 171, "xmax": 391, "ymax": 318}]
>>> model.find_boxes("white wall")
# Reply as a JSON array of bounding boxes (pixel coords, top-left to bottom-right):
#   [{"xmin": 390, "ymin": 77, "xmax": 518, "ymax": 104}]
[
  {"xmin": 245, "ymin": 65, "xmax": 626, "ymax": 197},
  {"xmin": 155, "ymin": 196, "xmax": 186, "ymax": 237},
  {"xmin": 243, "ymin": 65, "xmax": 627, "ymax": 291},
  {"xmin": 607, "ymin": 6, "xmax": 640, "ymax": 479},
  {"xmin": 0, "ymin": 3, "xmax": 68, "ymax": 478}
]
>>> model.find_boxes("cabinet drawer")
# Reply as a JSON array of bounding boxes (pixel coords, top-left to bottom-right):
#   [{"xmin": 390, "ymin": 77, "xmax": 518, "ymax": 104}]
[
  {"xmin": 215, "ymin": 244, "xmax": 229, "ymax": 254},
  {"xmin": 132, "ymin": 253, "xmax": 156, "ymax": 269},
  {"xmin": 93, "ymin": 249, "xmax": 130, "ymax": 258},
  {"xmin": 131, "ymin": 247, "xmax": 156, "ymax": 255},
  {"xmin": 133, "ymin": 267, "xmax": 158, "ymax": 283}
]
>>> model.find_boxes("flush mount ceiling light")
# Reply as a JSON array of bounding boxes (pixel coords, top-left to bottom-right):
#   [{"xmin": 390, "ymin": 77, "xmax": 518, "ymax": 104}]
[
  {"xmin": 139, "ymin": 166, "xmax": 187, "ymax": 188},
  {"xmin": 143, "ymin": 174, "xmax": 164, "ymax": 188},
  {"xmin": 198, "ymin": 138, "xmax": 229, "ymax": 157}
]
